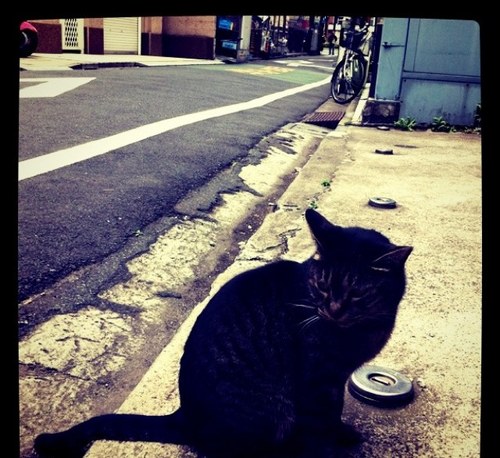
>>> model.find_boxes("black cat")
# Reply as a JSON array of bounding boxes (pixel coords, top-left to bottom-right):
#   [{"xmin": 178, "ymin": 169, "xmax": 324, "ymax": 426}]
[{"xmin": 34, "ymin": 208, "xmax": 412, "ymax": 458}]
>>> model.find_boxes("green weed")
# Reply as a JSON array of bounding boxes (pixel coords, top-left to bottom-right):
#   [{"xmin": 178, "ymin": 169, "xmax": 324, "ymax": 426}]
[{"xmin": 394, "ymin": 116, "xmax": 417, "ymax": 131}]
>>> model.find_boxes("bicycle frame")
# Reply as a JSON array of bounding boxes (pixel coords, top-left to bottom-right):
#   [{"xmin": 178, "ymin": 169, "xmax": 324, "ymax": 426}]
[
  {"xmin": 338, "ymin": 25, "xmax": 372, "ymax": 75},
  {"xmin": 330, "ymin": 23, "xmax": 372, "ymax": 104}
]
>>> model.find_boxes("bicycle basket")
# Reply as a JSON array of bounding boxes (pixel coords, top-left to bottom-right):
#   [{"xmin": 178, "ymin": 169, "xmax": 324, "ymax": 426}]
[{"xmin": 340, "ymin": 30, "xmax": 364, "ymax": 50}]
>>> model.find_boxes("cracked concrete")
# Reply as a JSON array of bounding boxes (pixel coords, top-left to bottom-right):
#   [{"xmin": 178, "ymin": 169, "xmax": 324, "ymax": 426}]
[
  {"xmin": 20, "ymin": 96, "xmax": 481, "ymax": 458},
  {"xmin": 20, "ymin": 308, "xmax": 137, "ymax": 380},
  {"xmin": 85, "ymin": 121, "xmax": 480, "ymax": 458},
  {"xmin": 19, "ymin": 120, "xmax": 332, "ymax": 458}
]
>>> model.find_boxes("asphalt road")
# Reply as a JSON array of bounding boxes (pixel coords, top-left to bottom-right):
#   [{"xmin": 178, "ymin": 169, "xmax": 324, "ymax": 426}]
[{"xmin": 18, "ymin": 57, "xmax": 334, "ymax": 309}]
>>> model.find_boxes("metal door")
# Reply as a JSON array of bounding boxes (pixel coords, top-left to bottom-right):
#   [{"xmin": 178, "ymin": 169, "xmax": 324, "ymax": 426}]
[
  {"xmin": 103, "ymin": 17, "xmax": 140, "ymax": 54},
  {"xmin": 400, "ymin": 18, "xmax": 481, "ymax": 125},
  {"xmin": 375, "ymin": 18, "xmax": 481, "ymax": 125}
]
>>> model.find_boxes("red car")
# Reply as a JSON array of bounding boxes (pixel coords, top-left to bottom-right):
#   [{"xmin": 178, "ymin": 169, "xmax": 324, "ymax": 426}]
[{"xmin": 20, "ymin": 21, "xmax": 38, "ymax": 57}]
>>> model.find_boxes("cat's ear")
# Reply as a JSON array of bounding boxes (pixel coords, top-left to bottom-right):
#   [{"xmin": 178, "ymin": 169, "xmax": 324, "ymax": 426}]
[
  {"xmin": 305, "ymin": 208, "xmax": 330, "ymax": 230},
  {"xmin": 305, "ymin": 208, "xmax": 339, "ymax": 251},
  {"xmin": 371, "ymin": 246, "xmax": 413, "ymax": 272}
]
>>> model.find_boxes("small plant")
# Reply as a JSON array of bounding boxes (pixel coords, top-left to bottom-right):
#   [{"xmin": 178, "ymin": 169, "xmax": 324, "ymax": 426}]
[
  {"xmin": 430, "ymin": 116, "xmax": 453, "ymax": 132},
  {"xmin": 473, "ymin": 103, "xmax": 481, "ymax": 129},
  {"xmin": 321, "ymin": 180, "xmax": 331, "ymax": 188},
  {"xmin": 394, "ymin": 116, "xmax": 417, "ymax": 131},
  {"xmin": 462, "ymin": 104, "xmax": 481, "ymax": 134},
  {"xmin": 309, "ymin": 200, "xmax": 318, "ymax": 210}
]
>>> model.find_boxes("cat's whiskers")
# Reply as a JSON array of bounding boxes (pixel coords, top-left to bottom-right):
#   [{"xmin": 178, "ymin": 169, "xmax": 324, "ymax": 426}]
[
  {"xmin": 287, "ymin": 302, "xmax": 316, "ymax": 310},
  {"xmin": 298, "ymin": 314, "xmax": 321, "ymax": 332}
]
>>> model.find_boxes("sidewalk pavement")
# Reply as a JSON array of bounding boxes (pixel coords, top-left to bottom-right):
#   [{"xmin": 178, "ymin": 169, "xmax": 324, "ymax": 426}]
[
  {"xmin": 19, "ymin": 52, "xmax": 226, "ymax": 71},
  {"xmin": 83, "ymin": 90, "xmax": 481, "ymax": 457},
  {"xmin": 19, "ymin": 51, "xmax": 313, "ymax": 71},
  {"xmin": 19, "ymin": 56, "xmax": 481, "ymax": 456}
]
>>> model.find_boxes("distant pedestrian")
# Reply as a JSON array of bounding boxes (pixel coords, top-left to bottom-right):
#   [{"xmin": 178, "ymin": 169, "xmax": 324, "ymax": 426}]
[{"xmin": 327, "ymin": 31, "xmax": 336, "ymax": 55}]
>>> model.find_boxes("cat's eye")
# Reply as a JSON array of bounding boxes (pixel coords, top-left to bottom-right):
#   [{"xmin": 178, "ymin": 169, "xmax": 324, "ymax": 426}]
[{"xmin": 349, "ymin": 291, "xmax": 367, "ymax": 303}]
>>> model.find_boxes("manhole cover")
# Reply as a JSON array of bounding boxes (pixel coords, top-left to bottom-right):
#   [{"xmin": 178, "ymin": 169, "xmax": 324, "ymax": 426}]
[{"xmin": 304, "ymin": 111, "xmax": 345, "ymax": 128}]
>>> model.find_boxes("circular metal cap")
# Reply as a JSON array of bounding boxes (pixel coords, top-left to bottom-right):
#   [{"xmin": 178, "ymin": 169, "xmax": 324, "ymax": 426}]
[
  {"xmin": 348, "ymin": 365, "xmax": 414, "ymax": 407},
  {"xmin": 368, "ymin": 197, "xmax": 397, "ymax": 209}
]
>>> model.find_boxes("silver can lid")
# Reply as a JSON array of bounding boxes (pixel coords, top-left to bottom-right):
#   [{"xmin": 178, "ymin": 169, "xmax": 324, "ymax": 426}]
[
  {"xmin": 368, "ymin": 197, "xmax": 397, "ymax": 209},
  {"xmin": 348, "ymin": 365, "xmax": 414, "ymax": 407}
]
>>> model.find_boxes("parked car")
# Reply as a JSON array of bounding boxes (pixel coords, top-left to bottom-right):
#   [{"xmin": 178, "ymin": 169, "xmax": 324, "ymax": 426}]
[{"xmin": 20, "ymin": 21, "xmax": 38, "ymax": 57}]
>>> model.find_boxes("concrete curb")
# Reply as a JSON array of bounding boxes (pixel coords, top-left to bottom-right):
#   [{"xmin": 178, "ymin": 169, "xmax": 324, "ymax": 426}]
[
  {"xmin": 91, "ymin": 99, "xmax": 481, "ymax": 457},
  {"xmin": 82, "ymin": 91, "xmax": 366, "ymax": 458},
  {"xmin": 19, "ymin": 52, "xmax": 313, "ymax": 72},
  {"xmin": 84, "ymin": 105, "xmax": 349, "ymax": 458},
  {"xmin": 19, "ymin": 53, "xmax": 226, "ymax": 72},
  {"xmin": 22, "ymin": 71, "xmax": 481, "ymax": 457}
]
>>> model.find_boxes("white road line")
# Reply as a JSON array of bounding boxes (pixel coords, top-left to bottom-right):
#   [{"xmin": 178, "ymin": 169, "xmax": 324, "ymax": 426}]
[
  {"xmin": 19, "ymin": 77, "xmax": 96, "ymax": 98},
  {"xmin": 19, "ymin": 76, "xmax": 331, "ymax": 181}
]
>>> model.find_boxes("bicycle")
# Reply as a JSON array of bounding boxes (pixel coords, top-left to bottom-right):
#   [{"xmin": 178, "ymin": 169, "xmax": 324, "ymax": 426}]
[{"xmin": 330, "ymin": 21, "xmax": 372, "ymax": 104}]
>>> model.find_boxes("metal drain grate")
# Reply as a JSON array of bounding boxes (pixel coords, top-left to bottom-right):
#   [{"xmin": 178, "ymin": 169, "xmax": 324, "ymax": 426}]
[{"xmin": 303, "ymin": 111, "xmax": 345, "ymax": 128}]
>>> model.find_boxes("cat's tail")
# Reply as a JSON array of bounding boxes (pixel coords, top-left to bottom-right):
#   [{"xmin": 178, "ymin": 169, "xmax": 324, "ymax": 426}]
[{"xmin": 34, "ymin": 409, "xmax": 189, "ymax": 458}]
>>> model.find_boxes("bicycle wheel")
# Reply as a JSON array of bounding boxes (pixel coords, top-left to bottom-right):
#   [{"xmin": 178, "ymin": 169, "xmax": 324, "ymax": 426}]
[{"xmin": 330, "ymin": 54, "xmax": 366, "ymax": 104}]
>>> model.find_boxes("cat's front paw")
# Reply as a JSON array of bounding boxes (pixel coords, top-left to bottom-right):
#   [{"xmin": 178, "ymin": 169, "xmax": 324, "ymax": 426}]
[
  {"xmin": 335, "ymin": 422, "xmax": 363, "ymax": 445},
  {"xmin": 298, "ymin": 444, "xmax": 343, "ymax": 458}
]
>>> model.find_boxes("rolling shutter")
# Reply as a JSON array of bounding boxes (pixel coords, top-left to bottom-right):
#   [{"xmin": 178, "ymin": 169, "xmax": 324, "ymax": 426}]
[{"xmin": 103, "ymin": 17, "xmax": 140, "ymax": 54}]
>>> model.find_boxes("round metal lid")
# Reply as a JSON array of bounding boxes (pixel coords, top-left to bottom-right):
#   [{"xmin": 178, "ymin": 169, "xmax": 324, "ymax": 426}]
[
  {"xmin": 368, "ymin": 197, "xmax": 397, "ymax": 209},
  {"xmin": 348, "ymin": 365, "xmax": 414, "ymax": 407}
]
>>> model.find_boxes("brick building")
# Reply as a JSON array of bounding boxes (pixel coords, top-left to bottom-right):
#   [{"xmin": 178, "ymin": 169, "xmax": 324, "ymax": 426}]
[
  {"xmin": 27, "ymin": 16, "xmax": 327, "ymax": 62},
  {"xmin": 29, "ymin": 17, "xmax": 218, "ymax": 59}
]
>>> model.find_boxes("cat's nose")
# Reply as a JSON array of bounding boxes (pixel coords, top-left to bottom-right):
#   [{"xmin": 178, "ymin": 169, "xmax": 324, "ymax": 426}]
[{"xmin": 329, "ymin": 300, "xmax": 342, "ymax": 314}]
